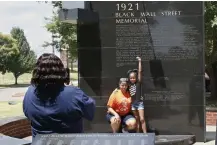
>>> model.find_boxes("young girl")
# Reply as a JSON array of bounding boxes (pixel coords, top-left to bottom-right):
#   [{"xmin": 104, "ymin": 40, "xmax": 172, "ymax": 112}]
[{"xmin": 127, "ymin": 57, "xmax": 147, "ymax": 133}]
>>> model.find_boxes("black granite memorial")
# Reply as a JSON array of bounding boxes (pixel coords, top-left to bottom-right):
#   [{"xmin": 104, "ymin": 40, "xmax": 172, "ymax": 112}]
[{"xmin": 59, "ymin": 1, "xmax": 204, "ymax": 143}]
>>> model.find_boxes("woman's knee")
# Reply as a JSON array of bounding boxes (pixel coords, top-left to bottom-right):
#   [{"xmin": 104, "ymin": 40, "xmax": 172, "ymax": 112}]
[
  {"xmin": 110, "ymin": 117, "xmax": 121, "ymax": 126},
  {"xmin": 126, "ymin": 118, "xmax": 137, "ymax": 130}
]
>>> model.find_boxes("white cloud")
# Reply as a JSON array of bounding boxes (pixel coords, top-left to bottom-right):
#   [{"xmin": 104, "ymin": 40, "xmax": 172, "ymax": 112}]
[
  {"xmin": 62, "ymin": 1, "xmax": 84, "ymax": 9},
  {"xmin": 0, "ymin": 1, "xmax": 58, "ymax": 57}
]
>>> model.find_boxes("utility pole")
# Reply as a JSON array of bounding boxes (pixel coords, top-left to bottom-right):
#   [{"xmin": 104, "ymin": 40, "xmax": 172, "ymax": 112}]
[
  {"xmin": 66, "ymin": 44, "xmax": 69, "ymax": 68},
  {"xmin": 52, "ymin": 33, "xmax": 55, "ymax": 54}
]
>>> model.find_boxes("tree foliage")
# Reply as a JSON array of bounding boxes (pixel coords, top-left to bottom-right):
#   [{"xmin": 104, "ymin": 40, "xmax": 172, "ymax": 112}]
[
  {"xmin": 6, "ymin": 27, "xmax": 37, "ymax": 84},
  {"xmin": 44, "ymin": 1, "xmax": 77, "ymax": 61},
  {"xmin": 0, "ymin": 33, "xmax": 19, "ymax": 73},
  {"xmin": 205, "ymin": 2, "xmax": 217, "ymax": 68}
]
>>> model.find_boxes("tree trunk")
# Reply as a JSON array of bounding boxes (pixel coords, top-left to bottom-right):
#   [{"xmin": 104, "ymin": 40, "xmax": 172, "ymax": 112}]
[
  {"xmin": 209, "ymin": 65, "xmax": 217, "ymax": 100},
  {"xmin": 15, "ymin": 76, "xmax": 18, "ymax": 85},
  {"xmin": 71, "ymin": 61, "xmax": 73, "ymax": 72},
  {"xmin": 210, "ymin": 26, "xmax": 217, "ymax": 100},
  {"xmin": 13, "ymin": 73, "xmax": 19, "ymax": 85}
]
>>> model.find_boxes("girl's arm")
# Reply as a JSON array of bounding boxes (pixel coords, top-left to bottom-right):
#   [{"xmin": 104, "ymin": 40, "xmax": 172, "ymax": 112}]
[{"xmin": 137, "ymin": 57, "xmax": 142, "ymax": 82}]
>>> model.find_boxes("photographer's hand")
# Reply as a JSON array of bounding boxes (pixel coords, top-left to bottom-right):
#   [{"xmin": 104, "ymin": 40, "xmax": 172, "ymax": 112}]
[{"xmin": 65, "ymin": 81, "xmax": 73, "ymax": 86}]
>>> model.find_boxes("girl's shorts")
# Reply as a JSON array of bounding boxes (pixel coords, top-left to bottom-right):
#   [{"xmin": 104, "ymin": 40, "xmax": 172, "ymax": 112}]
[{"xmin": 131, "ymin": 101, "xmax": 144, "ymax": 110}]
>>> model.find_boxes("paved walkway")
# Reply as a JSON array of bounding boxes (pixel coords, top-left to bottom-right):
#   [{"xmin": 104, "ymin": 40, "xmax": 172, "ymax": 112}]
[
  {"xmin": 0, "ymin": 81, "xmax": 78, "ymax": 102},
  {"xmin": 0, "ymin": 87, "xmax": 28, "ymax": 101},
  {"xmin": 194, "ymin": 126, "xmax": 215, "ymax": 144}
]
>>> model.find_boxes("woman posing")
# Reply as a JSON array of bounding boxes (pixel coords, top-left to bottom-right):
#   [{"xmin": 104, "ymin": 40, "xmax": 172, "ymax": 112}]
[{"xmin": 106, "ymin": 78, "xmax": 136, "ymax": 133}]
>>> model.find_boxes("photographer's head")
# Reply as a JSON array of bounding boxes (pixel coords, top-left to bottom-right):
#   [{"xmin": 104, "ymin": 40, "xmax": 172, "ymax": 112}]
[{"xmin": 31, "ymin": 53, "xmax": 66, "ymax": 100}]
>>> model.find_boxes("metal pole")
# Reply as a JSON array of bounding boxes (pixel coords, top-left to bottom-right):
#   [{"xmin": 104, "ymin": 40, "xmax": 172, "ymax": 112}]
[
  {"xmin": 66, "ymin": 44, "xmax": 69, "ymax": 68},
  {"xmin": 52, "ymin": 33, "xmax": 55, "ymax": 54}
]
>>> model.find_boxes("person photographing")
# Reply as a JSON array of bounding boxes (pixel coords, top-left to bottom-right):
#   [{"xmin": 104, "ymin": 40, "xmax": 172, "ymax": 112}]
[{"xmin": 23, "ymin": 53, "xmax": 95, "ymax": 140}]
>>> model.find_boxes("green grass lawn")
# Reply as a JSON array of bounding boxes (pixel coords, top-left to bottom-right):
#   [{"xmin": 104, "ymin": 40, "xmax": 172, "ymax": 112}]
[
  {"xmin": 0, "ymin": 72, "xmax": 78, "ymax": 88},
  {"xmin": 0, "ymin": 101, "xmax": 24, "ymax": 119}
]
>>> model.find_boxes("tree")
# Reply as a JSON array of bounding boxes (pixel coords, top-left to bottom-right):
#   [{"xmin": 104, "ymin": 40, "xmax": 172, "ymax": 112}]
[
  {"xmin": 205, "ymin": 2, "xmax": 217, "ymax": 99},
  {"xmin": 6, "ymin": 27, "xmax": 37, "ymax": 84},
  {"xmin": 0, "ymin": 33, "xmax": 19, "ymax": 73},
  {"xmin": 43, "ymin": 1, "xmax": 77, "ymax": 66}
]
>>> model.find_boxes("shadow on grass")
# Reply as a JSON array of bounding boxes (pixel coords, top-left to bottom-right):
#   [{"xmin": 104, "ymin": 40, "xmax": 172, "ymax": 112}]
[
  {"xmin": 71, "ymin": 70, "xmax": 78, "ymax": 73},
  {"xmin": 70, "ymin": 78, "xmax": 78, "ymax": 81},
  {"xmin": 0, "ymin": 83, "xmax": 30, "ymax": 89},
  {"xmin": 0, "ymin": 77, "xmax": 78, "ymax": 89},
  {"xmin": 0, "ymin": 80, "xmax": 78, "ymax": 89}
]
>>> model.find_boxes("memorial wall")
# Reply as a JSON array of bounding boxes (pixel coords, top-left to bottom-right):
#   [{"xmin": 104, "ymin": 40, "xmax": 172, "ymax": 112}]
[{"xmin": 78, "ymin": 1, "xmax": 205, "ymax": 142}]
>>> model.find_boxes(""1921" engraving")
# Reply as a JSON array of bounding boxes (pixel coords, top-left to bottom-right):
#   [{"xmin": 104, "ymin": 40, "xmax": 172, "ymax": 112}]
[{"xmin": 116, "ymin": 3, "xmax": 139, "ymax": 11}]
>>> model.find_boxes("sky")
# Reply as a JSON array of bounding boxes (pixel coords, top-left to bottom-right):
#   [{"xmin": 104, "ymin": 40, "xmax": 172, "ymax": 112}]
[{"xmin": 0, "ymin": 1, "xmax": 84, "ymax": 58}]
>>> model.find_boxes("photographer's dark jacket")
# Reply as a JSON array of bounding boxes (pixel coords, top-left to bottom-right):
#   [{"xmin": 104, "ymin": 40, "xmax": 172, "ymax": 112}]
[{"xmin": 23, "ymin": 85, "xmax": 95, "ymax": 140}]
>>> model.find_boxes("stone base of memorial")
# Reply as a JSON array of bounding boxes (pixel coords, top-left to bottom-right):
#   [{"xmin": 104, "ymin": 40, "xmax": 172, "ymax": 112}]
[
  {"xmin": 32, "ymin": 133, "xmax": 195, "ymax": 145},
  {"xmin": 0, "ymin": 116, "xmax": 196, "ymax": 145}
]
